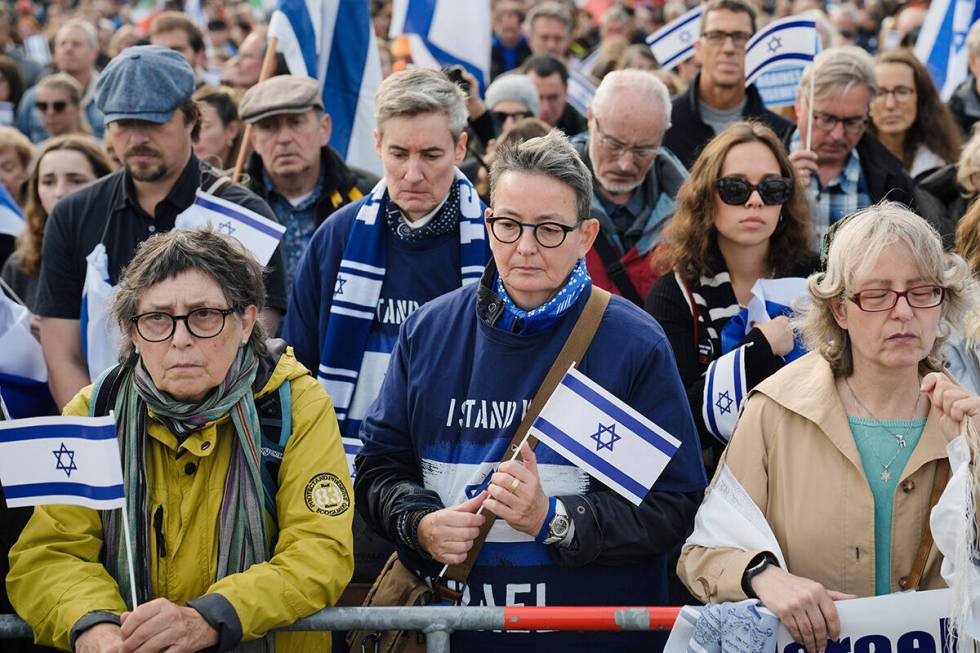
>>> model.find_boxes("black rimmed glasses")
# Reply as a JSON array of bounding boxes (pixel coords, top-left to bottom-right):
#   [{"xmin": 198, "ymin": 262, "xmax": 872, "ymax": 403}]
[
  {"xmin": 131, "ymin": 307, "xmax": 238, "ymax": 342},
  {"xmin": 716, "ymin": 175, "xmax": 793, "ymax": 206},
  {"xmin": 874, "ymin": 86, "xmax": 915, "ymax": 104},
  {"xmin": 486, "ymin": 215, "xmax": 580, "ymax": 248},
  {"xmin": 848, "ymin": 286, "xmax": 945, "ymax": 312},
  {"xmin": 593, "ymin": 117, "xmax": 659, "ymax": 161},
  {"xmin": 812, "ymin": 110, "xmax": 868, "ymax": 134}
]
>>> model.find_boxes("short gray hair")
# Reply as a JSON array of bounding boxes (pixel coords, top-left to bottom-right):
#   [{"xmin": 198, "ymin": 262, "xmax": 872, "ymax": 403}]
[
  {"xmin": 798, "ymin": 202, "xmax": 972, "ymax": 377},
  {"xmin": 798, "ymin": 45, "xmax": 878, "ymax": 103},
  {"xmin": 374, "ymin": 68, "xmax": 468, "ymax": 141},
  {"xmin": 527, "ymin": 1, "xmax": 573, "ymax": 34},
  {"xmin": 968, "ymin": 20, "xmax": 980, "ymax": 58},
  {"xmin": 57, "ymin": 18, "xmax": 99, "ymax": 51},
  {"xmin": 490, "ymin": 129, "xmax": 593, "ymax": 222},
  {"xmin": 592, "ymin": 69, "xmax": 672, "ymax": 127},
  {"xmin": 112, "ymin": 228, "xmax": 268, "ymax": 360}
]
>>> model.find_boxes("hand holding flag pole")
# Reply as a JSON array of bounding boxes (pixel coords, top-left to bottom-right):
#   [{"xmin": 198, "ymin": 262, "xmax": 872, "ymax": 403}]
[{"xmin": 231, "ymin": 37, "xmax": 280, "ymax": 183}]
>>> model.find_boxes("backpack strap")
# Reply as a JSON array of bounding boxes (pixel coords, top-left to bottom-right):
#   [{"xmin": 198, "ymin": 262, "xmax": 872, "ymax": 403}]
[
  {"xmin": 256, "ymin": 381, "xmax": 294, "ymax": 524},
  {"xmin": 89, "ymin": 362, "xmax": 129, "ymax": 417},
  {"xmin": 592, "ymin": 232, "xmax": 643, "ymax": 306}
]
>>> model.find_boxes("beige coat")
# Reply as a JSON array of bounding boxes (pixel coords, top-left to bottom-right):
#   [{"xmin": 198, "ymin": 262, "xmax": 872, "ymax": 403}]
[{"xmin": 678, "ymin": 352, "xmax": 948, "ymax": 603}]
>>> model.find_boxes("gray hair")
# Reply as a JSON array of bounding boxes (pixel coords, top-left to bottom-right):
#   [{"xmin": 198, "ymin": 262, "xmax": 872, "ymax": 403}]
[
  {"xmin": 526, "ymin": 1, "xmax": 573, "ymax": 34},
  {"xmin": 592, "ymin": 69, "xmax": 672, "ymax": 128},
  {"xmin": 798, "ymin": 45, "xmax": 878, "ymax": 103},
  {"xmin": 57, "ymin": 18, "xmax": 99, "ymax": 51},
  {"xmin": 374, "ymin": 68, "xmax": 468, "ymax": 141},
  {"xmin": 485, "ymin": 74, "xmax": 540, "ymax": 116},
  {"xmin": 969, "ymin": 21, "xmax": 980, "ymax": 58},
  {"xmin": 797, "ymin": 201, "xmax": 972, "ymax": 377},
  {"xmin": 601, "ymin": 5, "xmax": 631, "ymax": 27},
  {"xmin": 490, "ymin": 129, "xmax": 593, "ymax": 222},
  {"xmin": 958, "ymin": 125, "xmax": 980, "ymax": 192},
  {"xmin": 112, "ymin": 228, "xmax": 268, "ymax": 360}
]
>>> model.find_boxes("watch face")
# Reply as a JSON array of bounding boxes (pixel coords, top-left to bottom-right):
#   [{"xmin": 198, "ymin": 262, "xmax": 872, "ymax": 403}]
[{"xmin": 550, "ymin": 514, "xmax": 570, "ymax": 538}]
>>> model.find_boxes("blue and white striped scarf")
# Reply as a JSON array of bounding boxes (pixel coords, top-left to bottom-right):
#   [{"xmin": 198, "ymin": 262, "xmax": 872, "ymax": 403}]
[{"xmin": 318, "ymin": 169, "xmax": 487, "ymax": 427}]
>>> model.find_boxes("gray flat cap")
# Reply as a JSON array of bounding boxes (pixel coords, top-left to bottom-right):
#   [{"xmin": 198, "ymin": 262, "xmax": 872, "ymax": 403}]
[
  {"xmin": 239, "ymin": 75, "xmax": 324, "ymax": 123},
  {"xmin": 96, "ymin": 45, "xmax": 195, "ymax": 124}
]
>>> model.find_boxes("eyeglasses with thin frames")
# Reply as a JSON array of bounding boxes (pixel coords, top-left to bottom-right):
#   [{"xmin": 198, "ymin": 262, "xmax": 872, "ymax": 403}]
[
  {"xmin": 873, "ymin": 86, "xmax": 915, "ymax": 104},
  {"xmin": 593, "ymin": 117, "xmax": 659, "ymax": 160},
  {"xmin": 701, "ymin": 30, "xmax": 753, "ymax": 47}
]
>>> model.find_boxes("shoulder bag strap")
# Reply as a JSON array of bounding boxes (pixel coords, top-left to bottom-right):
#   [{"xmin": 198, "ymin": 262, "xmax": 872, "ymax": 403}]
[
  {"xmin": 674, "ymin": 271, "xmax": 700, "ymax": 356},
  {"xmin": 438, "ymin": 286, "xmax": 612, "ymax": 599},
  {"xmin": 904, "ymin": 457, "xmax": 951, "ymax": 590},
  {"xmin": 592, "ymin": 232, "xmax": 643, "ymax": 306}
]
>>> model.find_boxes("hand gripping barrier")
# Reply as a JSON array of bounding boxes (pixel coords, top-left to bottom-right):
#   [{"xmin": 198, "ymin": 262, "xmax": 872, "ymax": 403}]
[{"xmin": 0, "ymin": 606, "xmax": 683, "ymax": 652}]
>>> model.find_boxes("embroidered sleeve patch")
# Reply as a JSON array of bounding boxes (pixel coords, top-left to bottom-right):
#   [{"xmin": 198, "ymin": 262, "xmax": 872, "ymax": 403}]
[{"xmin": 304, "ymin": 472, "xmax": 351, "ymax": 516}]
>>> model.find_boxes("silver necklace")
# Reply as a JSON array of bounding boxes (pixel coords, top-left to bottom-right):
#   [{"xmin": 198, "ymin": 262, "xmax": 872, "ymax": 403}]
[{"xmin": 844, "ymin": 378, "xmax": 922, "ymax": 482}]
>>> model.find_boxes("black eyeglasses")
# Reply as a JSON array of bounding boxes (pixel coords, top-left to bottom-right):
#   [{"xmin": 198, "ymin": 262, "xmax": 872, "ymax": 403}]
[
  {"xmin": 491, "ymin": 109, "xmax": 532, "ymax": 126},
  {"xmin": 36, "ymin": 100, "xmax": 68, "ymax": 113},
  {"xmin": 702, "ymin": 30, "xmax": 753, "ymax": 47},
  {"xmin": 812, "ymin": 110, "xmax": 868, "ymax": 134},
  {"xmin": 486, "ymin": 215, "xmax": 579, "ymax": 248},
  {"xmin": 131, "ymin": 307, "xmax": 237, "ymax": 342},
  {"xmin": 849, "ymin": 286, "xmax": 945, "ymax": 312},
  {"xmin": 716, "ymin": 175, "xmax": 793, "ymax": 206}
]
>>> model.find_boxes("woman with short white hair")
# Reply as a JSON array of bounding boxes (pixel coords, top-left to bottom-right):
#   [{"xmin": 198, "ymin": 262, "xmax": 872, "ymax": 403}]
[{"xmin": 679, "ymin": 202, "xmax": 972, "ymax": 652}]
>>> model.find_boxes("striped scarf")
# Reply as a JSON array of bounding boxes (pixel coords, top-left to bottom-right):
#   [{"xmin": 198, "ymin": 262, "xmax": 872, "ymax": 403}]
[
  {"xmin": 317, "ymin": 168, "xmax": 487, "ymax": 428},
  {"xmin": 102, "ymin": 346, "xmax": 272, "ymax": 652}
]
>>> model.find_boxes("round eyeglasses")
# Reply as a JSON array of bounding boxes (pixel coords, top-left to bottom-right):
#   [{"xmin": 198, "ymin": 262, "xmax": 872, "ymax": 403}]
[
  {"xmin": 131, "ymin": 307, "xmax": 237, "ymax": 342},
  {"xmin": 848, "ymin": 286, "xmax": 945, "ymax": 312},
  {"xmin": 486, "ymin": 216, "xmax": 580, "ymax": 248}
]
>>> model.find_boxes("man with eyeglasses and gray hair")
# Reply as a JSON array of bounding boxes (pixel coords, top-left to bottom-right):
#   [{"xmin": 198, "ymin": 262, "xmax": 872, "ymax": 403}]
[
  {"xmin": 570, "ymin": 69, "xmax": 686, "ymax": 306},
  {"xmin": 663, "ymin": 0, "xmax": 791, "ymax": 170},
  {"xmin": 787, "ymin": 46, "xmax": 920, "ymax": 243}
]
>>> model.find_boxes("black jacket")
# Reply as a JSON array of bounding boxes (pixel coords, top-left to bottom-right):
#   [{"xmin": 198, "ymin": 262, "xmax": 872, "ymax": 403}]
[
  {"xmin": 919, "ymin": 164, "xmax": 974, "ymax": 244},
  {"xmin": 490, "ymin": 38, "xmax": 532, "ymax": 81},
  {"xmin": 663, "ymin": 73, "xmax": 792, "ymax": 169},
  {"xmin": 244, "ymin": 145, "xmax": 378, "ymax": 227},
  {"xmin": 949, "ymin": 75, "xmax": 980, "ymax": 138}
]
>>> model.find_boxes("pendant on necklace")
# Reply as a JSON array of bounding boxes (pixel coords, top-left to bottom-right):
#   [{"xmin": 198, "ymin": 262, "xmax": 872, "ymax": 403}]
[
  {"xmin": 896, "ymin": 436, "xmax": 907, "ymax": 448},
  {"xmin": 881, "ymin": 469, "xmax": 891, "ymax": 482}
]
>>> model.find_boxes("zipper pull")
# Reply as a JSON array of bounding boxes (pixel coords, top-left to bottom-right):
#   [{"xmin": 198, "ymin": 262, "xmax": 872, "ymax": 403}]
[{"xmin": 154, "ymin": 506, "xmax": 167, "ymax": 557}]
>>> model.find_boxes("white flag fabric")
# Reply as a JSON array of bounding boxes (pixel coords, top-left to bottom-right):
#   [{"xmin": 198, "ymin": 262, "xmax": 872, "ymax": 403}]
[
  {"xmin": 0, "ymin": 290, "xmax": 45, "ymax": 384},
  {"xmin": 0, "ymin": 182, "xmax": 24, "ymax": 237},
  {"xmin": 744, "ymin": 16, "xmax": 817, "ymax": 87},
  {"xmin": 0, "ymin": 414, "xmax": 124, "ymax": 509},
  {"xmin": 389, "ymin": 0, "xmax": 491, "ymax": 92},
  {"xmin": 702, "ymin": 345, "xmax": 748, "ymax": 444},
  {"xmin": 646, "ymin": 6, "xmax": 701, "ymax": 71},
  {"xmin": 915, "ymin": 0, "xmax": 980, "ymax": 100},
  {"xmin": 566, "ymin": 68, "xmax": 597, "ymax": 117},
  {"xmin": 529, "ymin": 367, "xmax": 681, "ymax": 506},
  {"xmin": 175, "ymin": 189, "xmax": 286, "ymax": 267}
]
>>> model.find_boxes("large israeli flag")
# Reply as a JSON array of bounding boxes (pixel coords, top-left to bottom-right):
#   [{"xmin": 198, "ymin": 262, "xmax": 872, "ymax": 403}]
[
  {"xmin": 0, "ymin": 289, "xmax": 55, "ymax": 418},
  {"xmin": 390, "ymin": 0, "xmax": 491, "ymax": 93},
  {"xmin": 268, "ymin": 0, "xmax": 383, "ymax": 175},
  {"xmin": 915, "ymin": 0, "xmax": 980, "ymax": 100},
  {"xmin": 529, "ymin": 367, "xmax": 681, "ymax": 506},
  {"xmin": 0, "ymin": 183, "xmax": 24, "ymax": 237},
  {"xmin": 646, "ymin": 5, "xmax": 701, "ymax": 71},
  {"xmin": 0, "ymin": 414, "xmax": 125, "ymax": 509},
  {"xmin": 744, "ymin": 16, "xmax": 817, "ymax": 87},
  {"xmin": 175, "ymin": 189, "xmax": 286, "ymax": 267}
]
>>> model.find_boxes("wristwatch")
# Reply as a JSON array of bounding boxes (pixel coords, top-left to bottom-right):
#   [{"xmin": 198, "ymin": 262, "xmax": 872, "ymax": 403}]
[
  {"xmin": 742, "ymin": 553, "xmax": 778, "ymax": 599},
  {"xmin": 543, "ymin": 499, "xmax": 571, "ymax": 545}
]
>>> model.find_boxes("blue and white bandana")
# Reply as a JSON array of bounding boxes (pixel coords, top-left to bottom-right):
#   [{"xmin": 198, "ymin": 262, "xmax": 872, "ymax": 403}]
[{"xmin": 494, "ymin": 258, "xmax": 592, "ymax": 335}]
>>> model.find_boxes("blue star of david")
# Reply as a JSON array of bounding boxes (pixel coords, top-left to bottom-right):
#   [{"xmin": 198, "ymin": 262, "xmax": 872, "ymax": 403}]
[
  {"xmin": 465, "ymin": 468, "xmax": 494, "ymax": 499},
  {"xmin": 680, "ymin": 30, "xmax": 692, "ymax": 43},
  {"xmin": 53, "ymin": 442, "xmax": 77, "ymax": 478},
  {"xmin": 334, "ymin": 277, "xmax": 347, "ymax": 297},
  {"xmin": 217, "ymin": 220, "xmax": 236, "ymax": 236},
  {"xmin": 590, "ymin": 423, "xmax": 621, "ymax": 452},
  {"xmin": 715, "ymin": 391, "xmax": 734, "ymax": 415},
  {"xmin": 767, "ymin": 36, "xmax": 782, "ymax": 52}
]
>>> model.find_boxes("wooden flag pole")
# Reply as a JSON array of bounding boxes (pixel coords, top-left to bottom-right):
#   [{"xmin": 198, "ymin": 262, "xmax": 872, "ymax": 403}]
[{"xmin": 232, "ymin": 36, "xmax": 280, "ymax": 183}]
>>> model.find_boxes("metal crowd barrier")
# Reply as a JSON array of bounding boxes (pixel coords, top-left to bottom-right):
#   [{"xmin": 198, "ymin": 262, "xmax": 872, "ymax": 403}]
[{"xmin": 0, "ymin": 606, "xmax": 682, "ymax": 653}]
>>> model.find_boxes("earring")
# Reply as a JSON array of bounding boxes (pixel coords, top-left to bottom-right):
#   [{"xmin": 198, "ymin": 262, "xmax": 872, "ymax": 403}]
[
  {"xmin": 240, "ymin": 339, "xmax": 248, "ymax": 346},
  {"xmin": 134, "ymin": 346, "xmax": 140, "ymax": 355}
]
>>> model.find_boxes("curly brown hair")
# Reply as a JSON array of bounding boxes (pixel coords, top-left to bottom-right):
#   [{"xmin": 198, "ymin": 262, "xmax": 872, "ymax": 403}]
[
  {"xmin": 654, "ymin": 121, "xmax": 813, "ymax": 284},
  {"xmin": 15, "ymin": 135, "xmax": 112, "ymax": 275},
  {"xmin": 869, "ymin": 48, "xmax": 962, "ymax": 169}
]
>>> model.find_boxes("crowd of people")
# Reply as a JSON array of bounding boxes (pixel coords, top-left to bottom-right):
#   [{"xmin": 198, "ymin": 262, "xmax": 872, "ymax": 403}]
[{"xmin": 0, "ymin": 0, "xmax": 979, "ymax": 652}]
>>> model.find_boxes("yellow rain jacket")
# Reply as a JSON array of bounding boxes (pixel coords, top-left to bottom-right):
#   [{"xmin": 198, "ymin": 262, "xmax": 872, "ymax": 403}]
[{"xmin": 7, "ymin": 348, "xmax": 354, "ymax": 651}]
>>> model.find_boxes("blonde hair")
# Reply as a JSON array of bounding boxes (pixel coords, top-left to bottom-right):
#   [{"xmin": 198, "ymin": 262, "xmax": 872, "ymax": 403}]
[
  {"xmin": 956, "ymin": 124, "xmax": 980, "ymax": 194},
  {"xmin": 799, "ymin": 201, "xmax": 972, "ymax": 376}
]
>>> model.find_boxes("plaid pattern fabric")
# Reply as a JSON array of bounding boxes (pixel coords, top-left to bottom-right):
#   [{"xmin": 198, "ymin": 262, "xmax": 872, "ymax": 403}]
[{"xmin": 790, "ymin": 129, "xmax": 871, "ymax": 244}]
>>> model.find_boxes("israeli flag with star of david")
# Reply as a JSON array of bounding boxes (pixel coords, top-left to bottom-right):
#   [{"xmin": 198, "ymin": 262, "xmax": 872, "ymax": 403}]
[
  {"xmin": 175, "ymin": 189, "xmax": 286, "ymax": 267},
  {"xmin": 0, "ymin": 414, "xmax": 124, "ymax": 509},
  {"xmin": 646, "ymin": 5, "xmax": 701, "ymax": 71},
  {"xmin": 744, "ymin": 16, "xmax": 817, "ymax": 88},
  {"xmin": 529, "ymin": 367, "xmax": 681, "ymax": 506},
  {"xmin": 703, "ymin": 346, "xmax": 748, "ymax": 445}
]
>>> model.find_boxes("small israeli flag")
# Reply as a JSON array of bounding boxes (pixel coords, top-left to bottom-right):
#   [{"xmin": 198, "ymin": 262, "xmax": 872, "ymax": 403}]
[
  {"xmin": 0, "ymin": 290, "xmax": 55, "ymax": 418},
  {"xmin": 703, "ymin": 346, "xmax": 748, "ymax": 444},
  {"xmin": 646, "ymin": 5, "xmax": 702, "ymax": 71},
  {"xmin": 175, "ymin": 189, "xmax": 286, "ymax": 267},
  {"xmin": 0, "ymin": 414, "xmax": 125, "ymax": 509},
  {"xmin": 744, "ymin": 16, "xmax": 817, "ymax": 87},
  {"xmin": 566, "ymin": 68, "xmax": 597, "ymax": 117},
  {"xmin": 529, "ymin": 367, "xmax": 681, "ymax": 506},
  {"xmin": 719, "ymin": 277, "xmax": 809, "ymax": 362},
  {"xmin": 0, "ymin": 183, "xmax": 24, "ymax": 237}
]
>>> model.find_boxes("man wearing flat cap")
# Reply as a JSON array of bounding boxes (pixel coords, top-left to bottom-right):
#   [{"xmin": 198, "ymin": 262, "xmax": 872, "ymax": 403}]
[
  {"xmin": 34, "ymin": 45, "xmax": 288, "ymax": 409},
  {"xmin": 241, "ymin": 75, "xmax": 377, "ymax": 282}
]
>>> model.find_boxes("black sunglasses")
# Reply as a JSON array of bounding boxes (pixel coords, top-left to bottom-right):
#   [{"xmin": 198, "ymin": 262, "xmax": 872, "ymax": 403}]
[
  {"xmin": 491, "ymin": 109, "xmax": 532, "ymax": 125},
  {"xmin": 716, "ymin": 176, "xmax": 793, "ymax": 206},
  {"xmin": 36, "ymin": 100, "xmax": 68, "ymax": 113}
]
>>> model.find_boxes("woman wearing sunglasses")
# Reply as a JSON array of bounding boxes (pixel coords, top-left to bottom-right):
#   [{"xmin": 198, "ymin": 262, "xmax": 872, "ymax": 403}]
[
  {"xmin": 679, "ymin": 203, "xmax": 972, "ymax": 653},
  {"xmin": 33, "ymin": 73, "xmax": 90, "ymax": 141},
  {"xmin": 646, "ymin": 121, "xmax": 816, "ymax": 467}
]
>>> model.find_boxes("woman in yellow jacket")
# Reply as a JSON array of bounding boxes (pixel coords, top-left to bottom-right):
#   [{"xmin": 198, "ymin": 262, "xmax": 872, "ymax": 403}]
[
  {"xmin": 679, "ymin": 203, "xmax": 974, "ymax": 653},
  {"xmin": 7, "ymin": 228, "xmax": 354, "ymax": 653}
]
